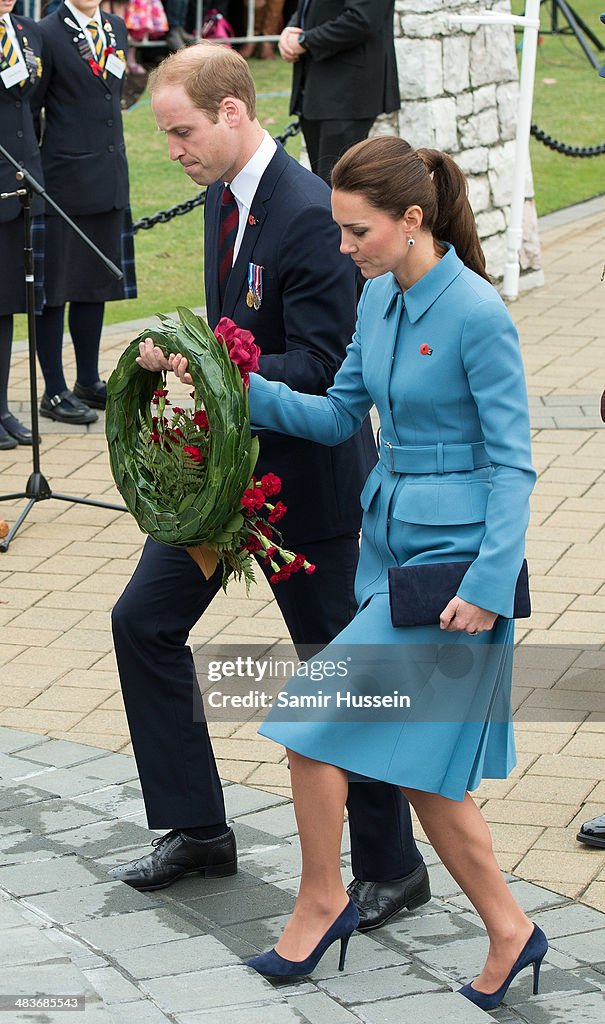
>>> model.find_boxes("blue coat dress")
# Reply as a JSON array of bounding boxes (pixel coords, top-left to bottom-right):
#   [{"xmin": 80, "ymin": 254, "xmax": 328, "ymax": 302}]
[{"xmin": 248, "ymin": 245, "xmax": 536, "ymax": 800}]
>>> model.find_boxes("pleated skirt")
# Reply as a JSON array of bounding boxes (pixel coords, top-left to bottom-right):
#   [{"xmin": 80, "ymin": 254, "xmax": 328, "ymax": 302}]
[{"xmin": 43, "ymin": 208, "xmax": 137, "ymax": 306}]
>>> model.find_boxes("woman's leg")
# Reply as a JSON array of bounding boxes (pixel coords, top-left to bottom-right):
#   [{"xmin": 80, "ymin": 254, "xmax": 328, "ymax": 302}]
[
  {"xmin": 36, "ymin": 304, "xmax": 68, "ymax": 397},
  {"xmin": 68, "ymin": 301, "xmax": 104, "ymax": 388},
  {"xmin": 274, "ymin": 750, "xmax": 350, "ymax": 962},
  {"xmin": 403, "ymin": 787, "xmax": 533, "ymax": 992}
]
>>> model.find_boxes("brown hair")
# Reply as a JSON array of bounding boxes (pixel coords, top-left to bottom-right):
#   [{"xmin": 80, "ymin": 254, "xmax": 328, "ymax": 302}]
[
  {"xmin": 331, "ymin": 136, "xmax": 490, "ymax": 282},
  {"xmin": 148, "ymin": 42, "xmax": 257, "ymax": 122}
]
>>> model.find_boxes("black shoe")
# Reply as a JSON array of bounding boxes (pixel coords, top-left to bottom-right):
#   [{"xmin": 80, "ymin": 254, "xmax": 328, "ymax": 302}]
[
  {"xmin": 40, "ymin": 390, "xmax": 98, "ymax": 425},
  {"xmin": 347, "ymin": 861, "xmax": 431, "ymax": 932},
  {"xmin": 73, "ymin": 379, "xmax": 107, "ymax": 410},
  {"xmin": 107, "ymin": 828, "xmax": 237, "ymax": 891},
  {"xmin": 0, "ymin": 412, "xmax": 34, "ymax": 445},
  {"xmin": 0, "ymin": 421, "xmax": 18, "ymax": 450},
  {"xmin": 577, "ymin": 813, "xmax": 605, "ymax": 849}
]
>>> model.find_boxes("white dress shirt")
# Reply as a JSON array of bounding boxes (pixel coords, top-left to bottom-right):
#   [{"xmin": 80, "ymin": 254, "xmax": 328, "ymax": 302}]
[{"xmin": 228, "ymin": 130, "xmax": 277, "ymax": 263}]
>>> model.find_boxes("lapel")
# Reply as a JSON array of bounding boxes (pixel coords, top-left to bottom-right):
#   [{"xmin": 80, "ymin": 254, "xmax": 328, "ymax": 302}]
[
  {"xmin": 220, "ymin": 144, "xmax": 290, "ymax": 319},
  {"xmin": 58, "ymin": 3, "xmax": 120, "ymax": 92}
]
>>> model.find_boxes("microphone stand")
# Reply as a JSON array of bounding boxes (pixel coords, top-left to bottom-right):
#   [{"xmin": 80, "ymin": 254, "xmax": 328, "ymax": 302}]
[{"xmin": 0, "ymin": 143, "xmax": 126, "ymax": 553}]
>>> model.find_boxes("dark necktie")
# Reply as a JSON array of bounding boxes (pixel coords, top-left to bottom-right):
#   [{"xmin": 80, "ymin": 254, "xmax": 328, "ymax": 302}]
[{"xmin": 218, "ymin": 185, "xmax": 239, "ymax": 306}]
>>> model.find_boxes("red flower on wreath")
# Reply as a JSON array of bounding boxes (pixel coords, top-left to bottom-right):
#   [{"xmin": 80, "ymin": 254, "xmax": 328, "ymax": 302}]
[
  {"xmin": 268, "ymin": 501, "xmax": 287, "ymax": 523},
  {"xmin": 214, "ymin": 317, "xmax": 260, "ymax": 387},
  {"xmin": 241, "ymin": 486, "xmax": 266, "ymax": 513},
  {"xmin": 192, "ymin": 409, "xmax": 209, "ymax": 430},
  {"xmin": 260, "ymin": 473, "xmax": 281, "ymax": 496},
  {"xmin": 183, "ymin": 445, "xmax": 203, "ymax": 463}
]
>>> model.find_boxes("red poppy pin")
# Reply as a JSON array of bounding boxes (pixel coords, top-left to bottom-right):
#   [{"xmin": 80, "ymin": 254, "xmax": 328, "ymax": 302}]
[
  {"xmin": 420, "ymin": 344, "xmax": 433, "ymax": 356},
  {"xmin": 17, "ymin": 22, "xmax": 23, "ymax": 29},
  {"xmin": 248, "ymin": 214, "xmax": 257, "ymax": 227}
]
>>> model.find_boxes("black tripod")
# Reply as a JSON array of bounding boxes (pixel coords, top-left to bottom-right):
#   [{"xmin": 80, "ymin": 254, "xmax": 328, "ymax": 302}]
[
  {"xmin": 0, "ymin": 144, "xmax": 126, "ymax": 553},
  {"xmin": 539, "ymin": 0, "xmax": 605, "ymax": 70}
]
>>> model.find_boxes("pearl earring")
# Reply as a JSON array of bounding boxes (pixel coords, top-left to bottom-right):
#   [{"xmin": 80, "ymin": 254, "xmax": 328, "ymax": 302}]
[{"xmin": 407, "ymin": 237, "xmax": 415, "ymax": 247}]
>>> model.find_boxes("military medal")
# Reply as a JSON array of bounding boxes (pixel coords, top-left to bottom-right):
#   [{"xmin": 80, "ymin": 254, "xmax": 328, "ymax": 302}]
[
  {"xmin": 246, "ymin": 263, "xmax": 254, "ymax": 307},
  {"xmin": 252, "ymin": 263, "xmax": 263, "ymax": 310}
]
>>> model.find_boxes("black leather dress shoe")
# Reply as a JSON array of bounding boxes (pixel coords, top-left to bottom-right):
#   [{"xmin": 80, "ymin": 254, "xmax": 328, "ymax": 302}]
[
  {"xmin": 347, "ymin": 861, "xmax": 431, "ymax": 932},
  {"xmin": 0, "ymin": 412, "xmax": 34, "ymax": 445},
  {"xmin": 577, "ymin": 813, "xmax": 605, "ymax": 848},
  {"xmin": 107, "ymin": 828, "xmax": 237, "ymax": 891},
  {"xmin": 73, "ymin": 380, "xmax": 107, "ymax": 410},
  {"xmin": 40, "ymin": 390, "xmax": 98, "ymax": 425},
  {"xmin": 0, "ymin": 422, "xmax": 18, "ymax": 450}
]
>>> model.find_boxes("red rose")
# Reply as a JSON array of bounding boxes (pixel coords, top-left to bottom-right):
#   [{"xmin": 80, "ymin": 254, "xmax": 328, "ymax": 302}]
[
  {"xmin": 183, "ymin": 445, "xmax": 203, "ymax": 463},
  {"xmin": 260, "ymin": 473, "xmax": 281, "ymax": 496},
  {"xmin": 193, "ymin": 409, "xmax": 209, "ymax": 429},
  {"xmin": 214, "ymin": 317, "xmax": 260, "ymax": 386},
  {"xmin": 268, "ymin": 501, "xmax": 287, "ymax": 523}
]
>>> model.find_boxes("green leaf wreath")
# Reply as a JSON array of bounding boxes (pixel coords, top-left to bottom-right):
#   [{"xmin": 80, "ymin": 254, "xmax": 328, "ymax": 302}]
[{"xmin": 106, "ymin": 308, "xmax": 315, "ymax": 590}]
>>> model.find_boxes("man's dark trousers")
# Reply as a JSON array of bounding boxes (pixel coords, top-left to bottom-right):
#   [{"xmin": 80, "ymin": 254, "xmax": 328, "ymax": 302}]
[{"xmin": 112, "ymin": 534, "xmax": 423, "ymax": 881}]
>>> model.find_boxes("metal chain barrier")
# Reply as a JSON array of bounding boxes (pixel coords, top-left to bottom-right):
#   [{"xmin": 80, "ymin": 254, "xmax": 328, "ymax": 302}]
[
  {"xmin": 132, "ymin": 120, "xmax": 301, "ymax": 234},
  {"xmin": 530, "ymin": 122, "xmax": 605, "ymax": 157}
]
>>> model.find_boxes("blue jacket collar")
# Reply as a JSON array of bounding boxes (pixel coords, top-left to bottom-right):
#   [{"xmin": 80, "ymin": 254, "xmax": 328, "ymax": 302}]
[{"xmin": 382, "ymin": 244, "xmax": 464, "ymax": 323}]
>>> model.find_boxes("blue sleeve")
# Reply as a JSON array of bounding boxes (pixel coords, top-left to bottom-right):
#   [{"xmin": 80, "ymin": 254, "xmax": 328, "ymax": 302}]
[
  {"xmin": 456, "ymin": 299, "xmax": 536, "ymax": 617},
  {"xmin": 249, "ymin": 292, "xmax": 373, "ymax": 446}
]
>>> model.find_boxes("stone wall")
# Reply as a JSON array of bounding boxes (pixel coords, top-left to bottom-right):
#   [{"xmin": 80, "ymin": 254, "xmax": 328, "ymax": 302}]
[{"xmin": 376, "ymin": 0, "xmax": 542, "ymax": 286}]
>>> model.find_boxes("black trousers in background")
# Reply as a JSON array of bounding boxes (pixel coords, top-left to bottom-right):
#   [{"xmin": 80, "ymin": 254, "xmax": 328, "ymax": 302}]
[
  {"xmin": 112, "ymin": 535, "xmax": 424, "ymax": 882},
  {"xmin": 300, "ymin": 117, "xmax": 376, "ymax": 186}
]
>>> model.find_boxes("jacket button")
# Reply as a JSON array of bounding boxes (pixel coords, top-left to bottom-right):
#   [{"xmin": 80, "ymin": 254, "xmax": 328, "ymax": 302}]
[
  {"xmin": 108, "ymin": 144, "xmax": 115, "ymax": 153},
  {"xmin": 107, "ymin": 119, "xmax": 113, "ymax": 127},
  {"xmin": 105, "ymin": 93, "xmax": 111, "ymax": 101},
  {"xmin": 16, "ymin": 130, "xmax": 23, "ymax": 138},
  {"xmin": 15, "ymin": 100, "xmax": 21, "ymax": 109}
]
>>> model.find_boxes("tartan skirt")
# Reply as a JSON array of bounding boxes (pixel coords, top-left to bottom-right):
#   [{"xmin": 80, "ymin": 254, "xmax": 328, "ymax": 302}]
[
  {"xmin": 0, "ymin": 214, "xmax": 45, "ymax": 316},
  {"xmin": 43, "ymin": 207, "xmax": 137, "ymax": 306}
]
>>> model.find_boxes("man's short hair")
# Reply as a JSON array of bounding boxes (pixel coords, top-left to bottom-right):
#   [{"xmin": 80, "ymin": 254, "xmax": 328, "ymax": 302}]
[{"xmin": 148, "ymin": 42, "xmax": 257, "ymax": 122}]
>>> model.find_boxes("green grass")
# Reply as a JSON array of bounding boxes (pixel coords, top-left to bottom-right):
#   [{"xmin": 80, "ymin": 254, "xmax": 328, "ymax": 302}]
[{"xmin": 511, "ymin": 0, "xmax": 605, "ymax": 214}]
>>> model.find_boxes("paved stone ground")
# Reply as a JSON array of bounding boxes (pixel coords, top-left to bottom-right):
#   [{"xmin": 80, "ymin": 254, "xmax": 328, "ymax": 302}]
[
  {"xmin": 1, "ymin": 726, "xmax": 605, "ymax": 1024},
  {"xmin": 0, "ymin": 205, "xmax": 604, "ymax": 1017}
]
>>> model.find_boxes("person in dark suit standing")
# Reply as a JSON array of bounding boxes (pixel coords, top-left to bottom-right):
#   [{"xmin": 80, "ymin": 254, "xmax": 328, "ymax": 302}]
[
  {"xmin": 109, "ymin": 43, "xmax": 429, "ymax": 930},
  {"xmin": 0, "ymin": 0, "xmax": 43, "ymax": 449},
  {"xmin": 32, "ymin": 0, "xmax": 136, "ymax": 426},
  {"xmin": 279, "ymin": 0, "xmax": 400, "ymax": 183}
]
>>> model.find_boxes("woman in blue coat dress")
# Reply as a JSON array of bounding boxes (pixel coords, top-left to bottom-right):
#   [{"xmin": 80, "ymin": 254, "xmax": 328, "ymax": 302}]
[{"xmin": 171, "ymin": 136, "xmax": 548, "ymax": 1008}]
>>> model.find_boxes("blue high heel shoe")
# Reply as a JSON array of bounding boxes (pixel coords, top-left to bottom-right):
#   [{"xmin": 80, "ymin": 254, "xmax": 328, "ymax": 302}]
[
  {"xmin": 246, "ymin": 898, "xmax": 360, "ymax": 978},
  {"xmin": 458, "ymin": 923, "xmax": 548, "ymax": 1011}
]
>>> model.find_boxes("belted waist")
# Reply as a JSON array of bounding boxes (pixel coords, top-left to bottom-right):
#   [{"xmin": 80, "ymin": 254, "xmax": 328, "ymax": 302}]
[{"xmin": 379, "ymin": 439, "xmax": 490, "ymax": 474}]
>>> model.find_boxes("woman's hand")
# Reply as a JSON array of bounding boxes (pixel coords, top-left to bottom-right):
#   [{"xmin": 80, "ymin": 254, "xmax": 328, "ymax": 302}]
[
  {"xmin": 440, "ymin": 596, "xmax": 497, "ymax": 635},
  {"xmin": 136, "ymin": 338, "xmax": 171, "ymax": 372},
  {"xmin": 169, "ymin": 352, "xmax": 193, "ymax": 386}
]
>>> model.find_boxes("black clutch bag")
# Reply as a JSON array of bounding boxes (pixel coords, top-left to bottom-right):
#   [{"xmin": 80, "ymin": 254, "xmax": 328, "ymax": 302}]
[{"xmin": 388, "ymin": 559, "xmax": 530, "ymax": 628}]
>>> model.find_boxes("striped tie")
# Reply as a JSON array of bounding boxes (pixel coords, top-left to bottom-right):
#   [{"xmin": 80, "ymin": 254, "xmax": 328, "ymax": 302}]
[
  {"xmin": 87, "ymin": 20, "xmax": 106, "ymax": 78},
  {"xmin": 0, "ymin": 21, "xmax": 19, "ymax": 70},
  {"xmin": 218, "ymin": 185, "xmax": 239, "ymax": 306}
]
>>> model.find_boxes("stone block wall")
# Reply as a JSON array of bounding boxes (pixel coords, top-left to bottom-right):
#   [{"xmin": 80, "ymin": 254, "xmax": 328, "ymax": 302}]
[{"xmin": 375, "ymin": 0, "xmax": 542, "ymax": 285}]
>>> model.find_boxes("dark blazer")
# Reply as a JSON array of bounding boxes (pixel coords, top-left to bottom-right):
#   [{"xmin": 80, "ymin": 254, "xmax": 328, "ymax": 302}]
[
  {"xmin": 33, "ymin": 4, "xmax": 129, "ymax": 216},
  {"xmin": 289, "ymin": 0, "xmax": 400, "ymax": 121},
  {"xmin": 204, "ymin": 143, "xmax": 377, "ymax": 546},
  {"xmin": 0, "ymin": 14, "xmax": 44, "ymax": 222}
]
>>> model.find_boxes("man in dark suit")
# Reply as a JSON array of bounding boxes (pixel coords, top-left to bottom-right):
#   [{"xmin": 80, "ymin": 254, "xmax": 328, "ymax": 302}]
[
  {"xmin": 109, "ymin": 43, "xmax": 429, "ymax": 930},
  {"xmin": 279, "ymin": 0, "xmax": 400, "ymax": 183}
]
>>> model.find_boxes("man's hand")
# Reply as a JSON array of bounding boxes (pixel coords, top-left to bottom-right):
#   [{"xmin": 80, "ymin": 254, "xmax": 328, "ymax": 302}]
[
  {"xmin": 278, "ymin": 26, "xmax": 305, "ymax": 62},
  {"xmin": 440, "ymin": 596, "xmax": 497, "ymax": 635},
  {"xmin": 169, "ymin": 352, "xmax": 193, "ymax": 386},
  {"xmin": 136, "ymin": 338, "xmax": 172, "ymax": 372}
]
